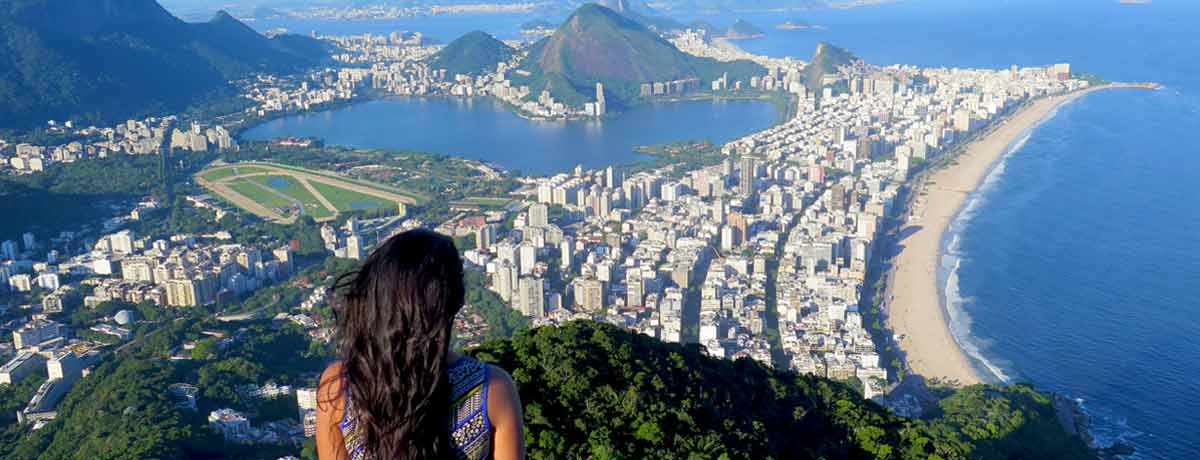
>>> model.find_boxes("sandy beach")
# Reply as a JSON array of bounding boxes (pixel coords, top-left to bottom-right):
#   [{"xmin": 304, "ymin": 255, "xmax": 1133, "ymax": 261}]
[{"xmin": 886, "ymin": 84, "xmax": 1149, "ymax": 386}]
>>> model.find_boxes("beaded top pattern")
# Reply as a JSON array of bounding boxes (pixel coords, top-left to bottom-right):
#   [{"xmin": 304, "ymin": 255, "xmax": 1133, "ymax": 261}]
[{"xmin": 340, "ymin": 356, "xmax": 491, "ymax": 460}]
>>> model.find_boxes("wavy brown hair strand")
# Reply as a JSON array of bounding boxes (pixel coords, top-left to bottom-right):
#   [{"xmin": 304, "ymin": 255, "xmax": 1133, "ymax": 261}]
[{"xmin": 326, "ymin": 229, "xmax": 464, "ymax": 460}]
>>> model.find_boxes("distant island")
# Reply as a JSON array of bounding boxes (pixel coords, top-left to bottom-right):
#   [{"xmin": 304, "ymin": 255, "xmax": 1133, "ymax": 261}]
[
  {"xmin": 520, "ymin": 19, "xmax": 555, "ymax": 30},
  {"xmin": 723, "ymin": 19, "xmax": 765, "ymax": 39},
  {"xmin": 519, "ymin": 19, "xmax": 556, "ymax": 36},
  {"xmin": 777, "ymin": 18, "xmax": 825, "ymax": 30}
]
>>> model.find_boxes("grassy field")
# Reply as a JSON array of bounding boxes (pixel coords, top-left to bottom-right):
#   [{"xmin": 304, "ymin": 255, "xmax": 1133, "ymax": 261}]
[
  {"xmin": 253, "ymin": 161, "xmax": 427, "ymax": 203},
  {"xmin": 200, "ymin": 165, "xmax": 269, "ymax": 182},
  {"xmin": 197, "ymin": 162, "xmax": 411, "ymax": 223},
  {"xmin": 227, "ymin": 179, "xmax": 295, "ymax": 210},
  {"xmin": 249, "ymin": 175, "xmax": 335, "ymax": 219},
  {"xmin": 311, "ymin": 182, "xmax": 399, "ymax": 213}
]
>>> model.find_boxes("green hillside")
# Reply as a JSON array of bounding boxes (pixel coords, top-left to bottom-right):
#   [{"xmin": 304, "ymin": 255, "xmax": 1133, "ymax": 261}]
[
  {"xmin": 0, "ymin": 0, "xmax": 330, "ymax": 129},
  {"xmin": 471, "ymin": 321, "xmax": 1098, "ymax": 460},
  {"xmin": 510, "ymin": 4, "xmax": 764, "ymax": 109},
  {"xmin": 3, "ymin": 320, "xmax": 1101, "ymax": 460},
  {"xmin": 429, "ymin": 30, "xmax": 515, "ymax": 77},
  {"xmin": 805, "ymin": 41, "xmax": 857, "ymax": 92}
]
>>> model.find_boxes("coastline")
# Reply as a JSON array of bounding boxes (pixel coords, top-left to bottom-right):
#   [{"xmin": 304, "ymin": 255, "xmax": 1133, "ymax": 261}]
[{"xmin": 885, "ymin": 83, "xmax": 1154, "ymax": 386}]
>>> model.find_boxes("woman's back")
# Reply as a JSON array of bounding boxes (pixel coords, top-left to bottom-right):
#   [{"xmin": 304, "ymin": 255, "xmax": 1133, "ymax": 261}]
[
  {"xmin": 338, "ymin": 356, "xmax": 492, "ymax": 460},
  {"xmin": 314, "ymin": 229, "xmax": 523, "ymax": 460}
]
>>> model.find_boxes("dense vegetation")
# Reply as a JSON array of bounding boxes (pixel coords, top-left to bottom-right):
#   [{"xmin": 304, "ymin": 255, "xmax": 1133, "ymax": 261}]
[
  {"xmin": 464, "ymin": 269, "xmax": 531, "ymax": 340},
  {"xmin": 510, "ymin": 4, "xmax": 764, "ymax": 108},
  {"xmin": 0, "ymin": 316, "xmax": 1099, "ymax": 460},
  {"xmin": 3, "ymin": 321, "xmax": 323, "ymax": 460},
  {"xmin": 0, "ymin": 152, "xmax": 207, "ymax": 240},
  {"xmin": 0, "ymin": 0, "xmax": 330, "ymax": 128},
  {"xmin": 429, "ymin": 30, "xmax": 515, "ymax": 77},
  {"xmin": 470, "ymin": 321, "xmax": 1098, "ymax": 460}
]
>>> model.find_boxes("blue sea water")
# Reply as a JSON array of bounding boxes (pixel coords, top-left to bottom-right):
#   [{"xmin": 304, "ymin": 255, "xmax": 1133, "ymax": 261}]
[
  {"xmin": 700, "ymin": 0, "xmax": 1200, "ymax": 457},
  {"xmin": 240, "ymin": 0, "xmax": 1200, "ymax": 456},
  {"xmin": 250, "ymin": 12, "xmax": 534, "ymax": 42}
]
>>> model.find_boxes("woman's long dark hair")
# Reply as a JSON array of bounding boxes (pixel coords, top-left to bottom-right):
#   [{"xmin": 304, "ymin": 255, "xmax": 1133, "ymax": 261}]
[{"xmin": 328, "ymin": 229, "xmax": 464, "ymax": 460}]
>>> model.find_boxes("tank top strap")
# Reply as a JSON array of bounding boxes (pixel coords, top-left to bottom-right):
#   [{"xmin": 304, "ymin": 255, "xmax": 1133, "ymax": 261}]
[{"xmin": 448, "ymin": 356, "xmax": 492, "ymax": 460}]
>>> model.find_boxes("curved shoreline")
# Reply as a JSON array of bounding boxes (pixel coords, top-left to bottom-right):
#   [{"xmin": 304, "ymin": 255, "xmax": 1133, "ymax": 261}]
[{"xmin": 887, "ymin": 83, "xmax": 1153, "ymax": 386}]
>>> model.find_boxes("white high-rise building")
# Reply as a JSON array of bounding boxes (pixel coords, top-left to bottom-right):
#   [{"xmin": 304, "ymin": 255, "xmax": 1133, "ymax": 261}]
[
  {"xmin": 594, "ymin": 82, "xmax": 606, "ymax": 117},
  {"xmin": 35, "ymin": 273, "xmax": 60, "ymax": 290},
  {"xmin": 296, "ymin": 388, "xmax": 318, "ymax": 412},
  {"xmin": 528, "ymin": 203, "xmax": 549, "ymax": 228},
  {"xmin": 518, "ymin": 244, "xmax": 537, "ymax": 276},
  {"xmin": 492, "ymin": 260, "xmax": 516, "ymax": 302},
  {"xmin": 559, "ymin": 238, "xmax": 574, "ymax": 269},
  {"xmin": 475, "ymin": 224, "xmax": 496, "ymax": 250},
  {"xmin": 109, "ymin": 230, "xmax": 135, "ymax": 254},
  {"xmin": 517, "ymin": 276, "xmax": 545, "ymax": 318},
  {"xmin": 346, "ymin": 234, "xmax": 364, "ymax": 261},
  {"xmin": 1, "ymin": 240, "xmax": 17, "ymax": 260}
]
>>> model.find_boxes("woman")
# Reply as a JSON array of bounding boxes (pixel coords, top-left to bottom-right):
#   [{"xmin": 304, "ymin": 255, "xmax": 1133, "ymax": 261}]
[{"xmin": 316, "ymin": 229, "xmax": 524, "ymax": 460}]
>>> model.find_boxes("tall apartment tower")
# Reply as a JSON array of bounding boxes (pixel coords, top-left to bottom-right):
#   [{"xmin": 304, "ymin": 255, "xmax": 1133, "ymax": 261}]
[
  {"xmin": 595, "ymin": 82, "xmax": 606, "ymax": 117},
  {"xmin": 518, "ymin": 277, "xmax": 545, "ymax": 318},
  {"xmin": 739, "ymin": 157, "xmax": 756, "ymax": 196}
]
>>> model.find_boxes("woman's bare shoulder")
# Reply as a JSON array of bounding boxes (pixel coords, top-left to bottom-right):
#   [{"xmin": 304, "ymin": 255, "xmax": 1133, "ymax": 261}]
[
  {"xmin": 318, "ymin": 361, "xmax": 346, "ymax": 412},
  {"xmin": 485, "ymin": 364, "xmax": 520, "ymax": 412},
  {"xmin": 486, "ymin": 364, "xmax": 514, "ymax": 387}
]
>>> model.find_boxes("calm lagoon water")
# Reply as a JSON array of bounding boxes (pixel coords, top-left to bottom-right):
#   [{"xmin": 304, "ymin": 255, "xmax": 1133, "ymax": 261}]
[{"xmin": 241, "ymin": 97, "xmax": 780, "ymax": 175}]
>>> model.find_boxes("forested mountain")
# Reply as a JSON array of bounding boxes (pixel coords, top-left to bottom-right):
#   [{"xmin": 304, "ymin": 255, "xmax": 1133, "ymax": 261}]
[
  {"xmin": 511, "ymin": 4, "xmax": 762, "ymax": 108},
  {"xmin": 805, "ymin": 41, "xmax": 857, "ymax": 92},
  {"xmin": 429, "ymin": 31, "xmax": 515, "ymax": 77},
  {"xmin": 0, "ymin": 0, "xmax": 331, "ymax": 128}
]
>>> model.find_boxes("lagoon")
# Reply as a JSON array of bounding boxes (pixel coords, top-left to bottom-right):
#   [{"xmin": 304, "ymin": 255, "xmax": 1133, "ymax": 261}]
[{"xmin": 240, "ymin": 97, "xmax": 780, "ymax": 175}]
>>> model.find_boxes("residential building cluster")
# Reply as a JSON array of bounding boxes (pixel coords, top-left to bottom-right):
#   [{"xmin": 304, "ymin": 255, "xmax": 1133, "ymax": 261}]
[
  {"xmin": 459, "ymin": 57, "xmax": 1088, "ymax": 399},
  {"xmin": 0, "ymin": 117, "xmax": 232, "ymax": 175},
  {"xmin": 238, "ymin": 73, "xmax": 356, "ymax": 117},
  {"xmin": 0, "ymin": 316, "xmax": 103, "ymax": 425}
]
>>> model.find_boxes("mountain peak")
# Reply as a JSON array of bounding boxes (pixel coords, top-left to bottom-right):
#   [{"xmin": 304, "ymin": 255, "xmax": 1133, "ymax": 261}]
[
  {"xmin": 430, "ymin": 31, "xmax": 514, "ymax": 76},
  {"xmin": 0, "ymin": 0, "xmax": 330, "ymax": 128},
  {"xmin": 805, "ymin": 42, "xmax": 857, "ymax": 92},
  {"xmin": 210, "ymin": 9, "xmax": 236, "ymax": 22},
  {"xmin": 5, "ymin": 0, "xmax": 182, "ymax": 35},
  {"xmin": 512, "ymin": 3, "xmax": 764, "ymax": 110}
]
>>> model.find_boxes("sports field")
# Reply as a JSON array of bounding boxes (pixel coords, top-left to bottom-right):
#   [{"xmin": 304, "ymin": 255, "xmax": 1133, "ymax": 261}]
[{"xmin": 196, "ymin": 162, "xmax": 419, "ymax": 223}]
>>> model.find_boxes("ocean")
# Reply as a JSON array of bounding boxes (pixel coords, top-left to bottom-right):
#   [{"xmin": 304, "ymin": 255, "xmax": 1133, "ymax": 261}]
[{"xmin": 705, "ymin": 0, "xmax": 1199, "ymax": 457}]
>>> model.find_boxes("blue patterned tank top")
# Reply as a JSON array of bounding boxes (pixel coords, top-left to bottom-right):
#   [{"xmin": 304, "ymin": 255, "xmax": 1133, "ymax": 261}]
[{"xmin": 339, "ymin": 356, "xmax": 491, "ymax": 460}]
